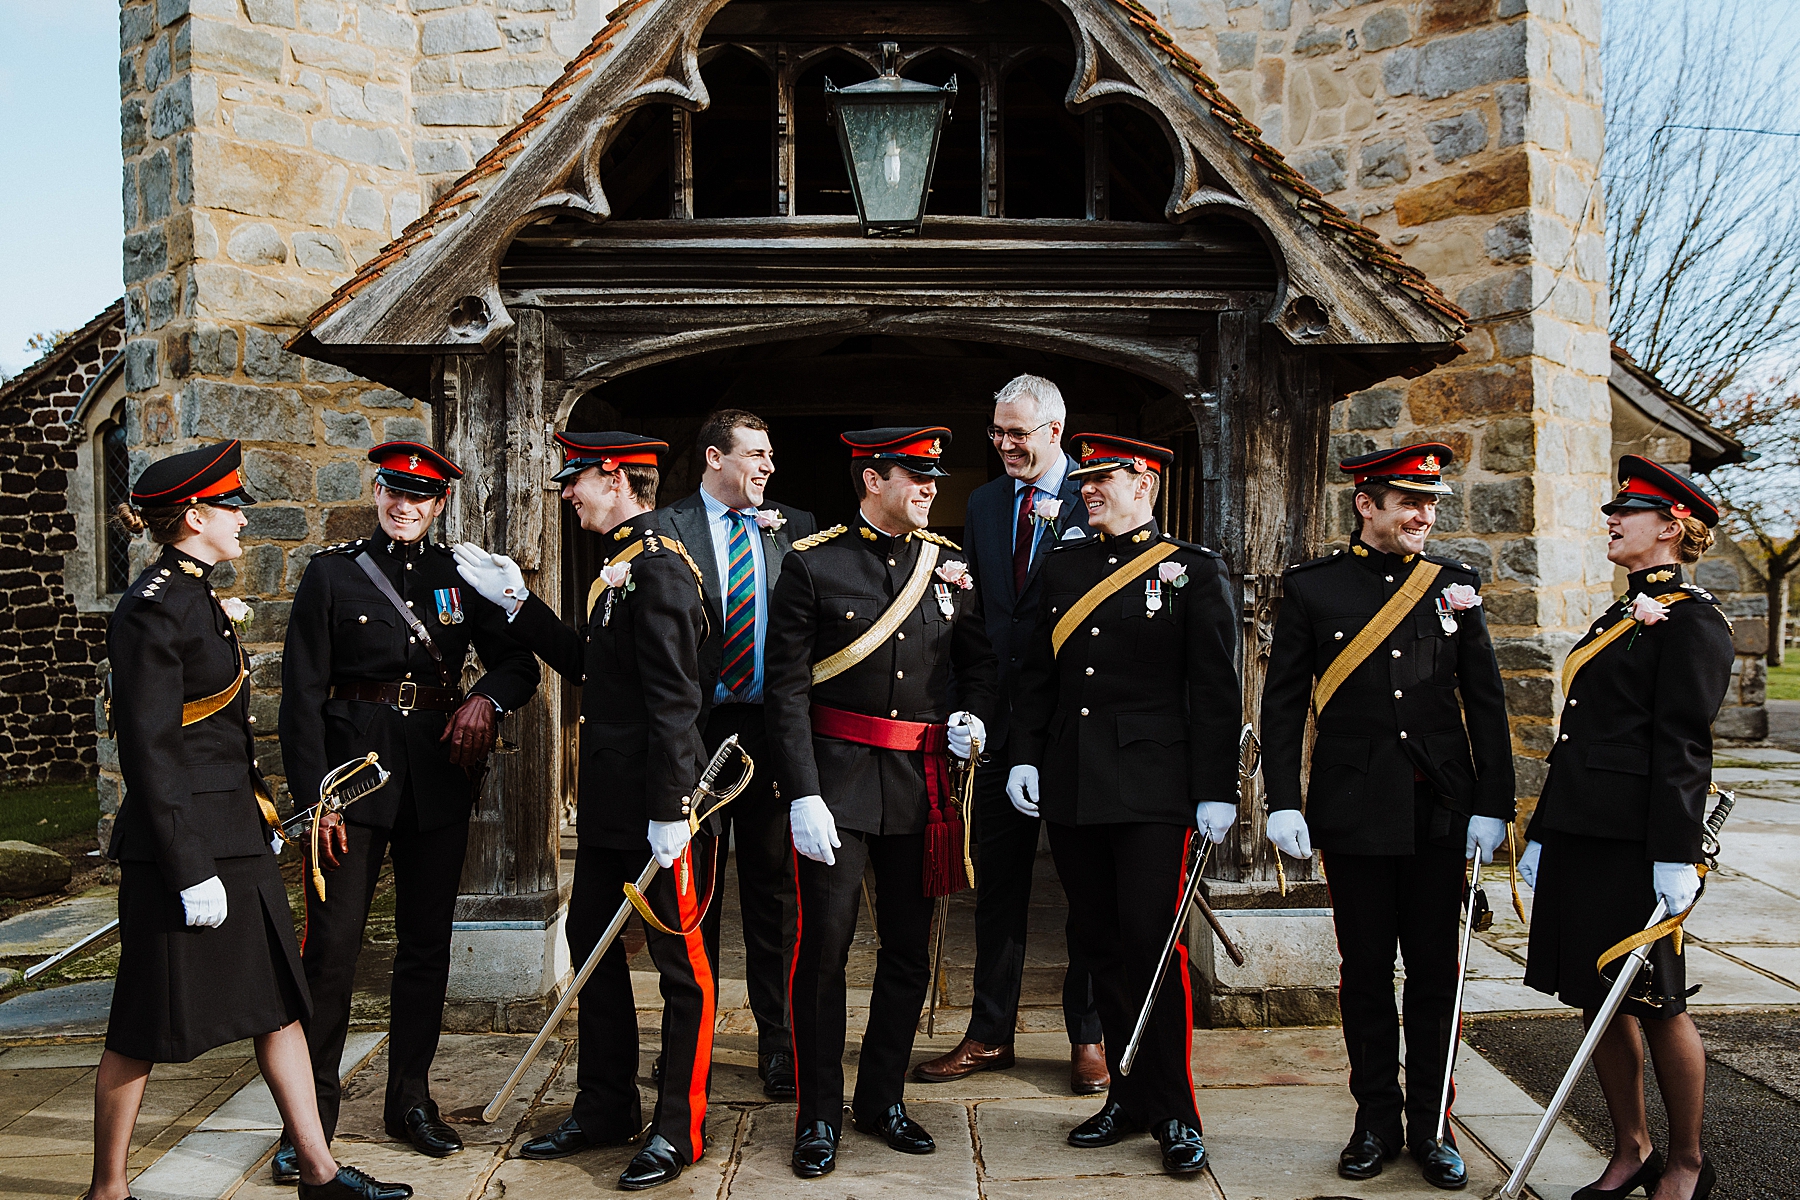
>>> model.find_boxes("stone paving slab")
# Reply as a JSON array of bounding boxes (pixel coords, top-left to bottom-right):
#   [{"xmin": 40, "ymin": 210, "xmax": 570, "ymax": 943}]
[
  {"xmin": 0, "ymin": 979, "xmax": 116, "ymax": 1038},
  {"xmin": 0, "ymin": 893, "xmax": 118, "ymax": 958}
]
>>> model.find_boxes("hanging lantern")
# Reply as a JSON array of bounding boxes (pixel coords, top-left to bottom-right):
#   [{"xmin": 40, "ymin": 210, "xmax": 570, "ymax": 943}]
[{"xmin": 825, "ymin": 43, "xmax": 956, "ymax": 236}]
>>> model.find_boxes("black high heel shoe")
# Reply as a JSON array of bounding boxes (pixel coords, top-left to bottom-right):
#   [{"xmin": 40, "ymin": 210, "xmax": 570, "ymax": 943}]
[
  {"xmin": 1690, "ymin": 1155, "xmax": 1716, "ymax": 1200},
  {"xmin": 1572, "ymin": 1150, "xmax": 1664, "ymax": 1199}
]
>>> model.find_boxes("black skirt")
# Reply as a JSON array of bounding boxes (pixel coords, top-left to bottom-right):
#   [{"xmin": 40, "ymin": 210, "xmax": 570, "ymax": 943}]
[
  {"xmin": 1524, "ymin": 829, "xmax": 1690, "ymax": 1019},
  {"xmin": 106, "ymin": 853, "xmax": 310, "ymax": 1063}
]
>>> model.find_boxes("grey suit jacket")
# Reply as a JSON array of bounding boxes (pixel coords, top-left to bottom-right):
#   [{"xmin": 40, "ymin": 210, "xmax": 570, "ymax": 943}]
[{"xmin": 654, "ymin": 489, "xmax": 819, "ymax": 700}]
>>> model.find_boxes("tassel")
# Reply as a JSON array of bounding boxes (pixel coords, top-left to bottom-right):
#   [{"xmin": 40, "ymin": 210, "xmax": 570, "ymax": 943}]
[{"xmin": 921, "ymin": 754, "xmax": 965, "ymax": 898}]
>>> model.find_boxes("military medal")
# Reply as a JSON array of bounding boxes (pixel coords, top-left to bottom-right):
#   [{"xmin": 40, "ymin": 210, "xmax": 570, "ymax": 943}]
[
  {"xmin": 1145, "ymin": 577, "xmax": 1163, "ymax": 616},
  {"xmin": 434, "ymin": 587, "xmax": 465, "ymax": 625},
  {"xmin": 933, "ymin": 582, "xmax": 955, "ymax": 618},
  {"xmin": 1434, "ymin": 594, "xmax": 1457, "ymax": 635}
]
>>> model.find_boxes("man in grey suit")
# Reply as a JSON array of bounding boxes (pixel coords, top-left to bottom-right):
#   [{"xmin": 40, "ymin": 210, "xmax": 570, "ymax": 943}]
[
  {"xmin": 656, "ymin": 409, "xmax": 817, "ymax": 1098},
  {"xmin": 913, "ymin": 375, "xmax": 1105, "ymax": 1094}
]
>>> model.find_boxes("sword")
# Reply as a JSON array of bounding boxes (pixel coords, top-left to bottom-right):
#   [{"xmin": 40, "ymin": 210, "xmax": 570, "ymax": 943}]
[
  {"xmin": 1491, "ymin": 787, "xmax": 1735, "ymax": 1199},
  {"xmin": 1120, "ymin": 725, "xmax": 1257, "ymax": 1076},
  {"xmin": 1433, "ymin": 855, "xmax": 1483, "ymax": 1144},
  {"xmin": 926, "ymin": 726, "xmax": 981, "ymax": 1038},
  {"xmin": 481, "ymin": 734, "xmax": 754, "ymax": 1123}
]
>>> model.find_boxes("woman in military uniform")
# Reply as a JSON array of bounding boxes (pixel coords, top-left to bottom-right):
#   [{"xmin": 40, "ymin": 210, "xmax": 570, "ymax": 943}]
[
  {"xmin": 1520, "ymin": 456, "xmax": 1734, "ymax": 1200},
  {"xmin": 91, "ymin": 441, "xmax": 406, "ymax": 1200}
]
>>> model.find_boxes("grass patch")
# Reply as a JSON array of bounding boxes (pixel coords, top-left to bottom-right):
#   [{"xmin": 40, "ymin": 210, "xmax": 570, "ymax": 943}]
[
  {"xmin": 0, "ymin": 782, "xmax": 100, "ymax": 846},
  {"xmin": 1767, "ymin": 659, "xmax": 1800, "ymax": 701}
]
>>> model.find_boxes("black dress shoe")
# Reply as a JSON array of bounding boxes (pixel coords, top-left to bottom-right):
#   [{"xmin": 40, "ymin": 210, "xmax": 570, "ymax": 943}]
[
  {"xmin": 384, "ymin": 1104, "xmax": 462, "ymax": 1158},
  {"xmin": 760, "ymin": 1050, "xmax": 796, "ymax": 1099},
  {"xmin": 271, "ymin": 1139, "xmax": 300, "ymax": 1185},
  {"xmin": 791, "ymin": 1121, "xmax": 838, "ymax": 1178},
  {"xmin": 853, "ymin": 1102, "xmax": 935, "ymax": 1154},
  {"xmin": 1068, "ymin": 1102, "xmax": 1143, "ymax": 1148},
  {"xmin": 1413, "ymin": 1137, "xmax": 1468, "ymax": 1190},
  {"xmin": 1572, "ymin": 1151, "xmax": 1666, "ymax": 1199},
  {"xmin": 297, "ymin": 1165, "xmax": 414, "ymax": 1200},
  {"xmin": 1153, "ymin": 1119, "xmax": 1207, "ymax": 1175},
  {"xmin": 1339, "ymin": 1130, "xmax": 1397, "ymax": 1180},
  {"xmin": 619, "ymin": 1133, "xmax": 686, "ymax": 1191},
  {"xmin": 521, "ymin": 1114, "xmax": 639, "ymax": 1160}
]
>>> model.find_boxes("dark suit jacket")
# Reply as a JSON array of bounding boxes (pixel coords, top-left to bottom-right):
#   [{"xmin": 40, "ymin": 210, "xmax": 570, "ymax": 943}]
[
  {"xmin": 1527, "ymin": 564, "xmax": 1734, "ymax": 862},
  {"xmin": 1260, "ymin": 539, "xmax": 1515, "ymax": 855},
  {"xmin": 109, "ymin": 546, "xmax": 270, "ymax": 890},
  {"xmin": 1010, "ymin": 521, "xmax": 1241, "ymax": 825},
  {"xmin": 507, "ymin": 525, "xmax": 710, "ymax": 850},
  {"xmin": 962, "ymin": 458, "xmax": 1091, "ymax": 751},
  {"xmin": 653, "ymin": 491, "xmax": 818, "ymax": 699},
  {"xmin": 279, "ymin": 535, "xmax": 541, "ymax": 832}
]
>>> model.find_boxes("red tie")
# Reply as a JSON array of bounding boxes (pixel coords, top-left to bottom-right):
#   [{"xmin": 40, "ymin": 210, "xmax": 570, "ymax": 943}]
[{"xmin": 1013, "ymin": 487, "xmax": 1034, "ymax": 595}]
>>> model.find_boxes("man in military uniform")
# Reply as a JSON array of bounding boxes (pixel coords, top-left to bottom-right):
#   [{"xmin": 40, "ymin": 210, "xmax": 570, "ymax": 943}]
[
  {"xmin": 454, "ymin": 432, "xmax": 714, "ymax": 1191},
  {"xmin": 764, "ymin": 427, "xmax": 997, "ymax": 1178},
  {"xmin": 1006, "ymin": 434, "xmax": 1240, "ymax": 1177},
  {"xmin": 277, "ymin": 443, "xmax": 540, "ymax": 1172},
  {"xmin": 1258, "ymin": 442, "xmax": 1514, "ymax": 1189}
]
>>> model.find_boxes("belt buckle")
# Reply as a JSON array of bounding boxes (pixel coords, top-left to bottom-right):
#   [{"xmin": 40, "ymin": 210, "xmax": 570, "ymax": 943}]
[{"xmin": 396, "ymin": 681, "xmax": 417, "ymax": 711}]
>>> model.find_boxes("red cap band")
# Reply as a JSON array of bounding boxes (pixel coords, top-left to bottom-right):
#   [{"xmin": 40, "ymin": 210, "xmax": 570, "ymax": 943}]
[
  {"xmin": 188, "ymin": 470, "xmax": 247, "ymax": 501},
  {"xmin": 375, "ymin": 450, "xmax": 446, "ymax": 481}
]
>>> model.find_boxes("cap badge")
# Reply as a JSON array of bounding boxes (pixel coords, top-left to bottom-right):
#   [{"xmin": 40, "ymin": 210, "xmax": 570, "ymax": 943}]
[
  {"xmin": 1419, "ymin": 454, "xmax": 1440, "ymax": 473},
  {"xmin": 408, "ymin": 454, "xmax": 420, "ymax": 470},
  {"xmin": 1080, "ymin": 442, "xmax": 1093, "ymax": 457},
  {"xmin": 928, "ymin": 438, "xmax": 943, "ymax": 456}
]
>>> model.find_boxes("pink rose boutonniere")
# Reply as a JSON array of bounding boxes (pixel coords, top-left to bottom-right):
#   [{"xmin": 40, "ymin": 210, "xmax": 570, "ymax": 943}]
[
  {"xmin": 600, "ymin": 562, "xmax": 634, "ymax": 592},
  {"xmin": 1032, "ymin": 496, "xmax": 1062, "ymax": 526},
  {"xmin": 219, "ymin": 597, "xmax": 254, "ymax": 627},
  {"xmin": 1626, "ymin": 591, "xmax": 1670, "ymax": 648},
  {"xmin": 755, "ymin": 508, "xmax": 786, "ymax": 532},
  {"xmin": 1442, "ymin": 583, "xmax": 1482, "ymax": 611},
  {"xmin": 936, "ymin": 559, "xmax": 974, "ymax": 590},
  {"xmin": 1157, "ymin": 560, "xmax": 1189, "ymax": 588}
]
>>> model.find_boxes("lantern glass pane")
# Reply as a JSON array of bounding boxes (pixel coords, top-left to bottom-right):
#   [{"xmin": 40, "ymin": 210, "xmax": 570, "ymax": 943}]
[{"xmin": 838, "ymin": 101, "xmax": 940, "ymax": 223}]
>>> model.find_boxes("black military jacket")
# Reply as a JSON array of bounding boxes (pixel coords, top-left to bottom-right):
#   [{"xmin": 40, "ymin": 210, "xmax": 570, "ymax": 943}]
[
  {"xmin": 507, "ymin": 522, "xmax": 710, "ymax": 851},
  {"xmin": 764, "ymin": 514, "xmax": 998, "ymax": 837},
  {"xmin": 280, "ymin": 534, "xmax": 540, "ymax": 831},
  {"xmin": 1527, "ymin": 564, "xmax": 1733, "ymax": 863},
  {"xmin": 1260, "ymin": 538, "xmax": 1514, "ymax": 855},
  {"xmin": 109, "ymin": 546, "xmax": 269, "ymax": 890},
  {"xmin": 1009, "ymin": 520, "xmax": 1240, "ymax": 826}
]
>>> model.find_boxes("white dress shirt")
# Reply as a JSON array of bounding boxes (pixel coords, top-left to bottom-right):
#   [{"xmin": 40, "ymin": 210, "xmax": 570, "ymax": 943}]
[{"xmin": 701, "ymin": 486, "xmax": 769, "ymax": 704}]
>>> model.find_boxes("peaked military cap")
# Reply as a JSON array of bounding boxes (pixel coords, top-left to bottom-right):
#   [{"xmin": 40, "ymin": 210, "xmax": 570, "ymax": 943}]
[
  {"xmin": 551, "ymin": 431, "xmax": 668, "ymax": 483},
  {"xmin": 842, "ymin": 426, "xmax": 952, "ymax": 478},
  {"xmin": 1340, "ymin": 441, "xmax": 1454, "ymax": 495},
  {"xmin": 369, "ymin": 440, "xmax": 462, "ymax": 497},
  {"xmin": 1601, "ymin": 454, "xmax": 1720, "ymax": 527},
  {"xmin": 1068, "ymin": 433, "xmax": 1173, "ymax": 479},
  {"xmin": 130, "ymin": 439, "xmax": 257, "ymax": 507}
]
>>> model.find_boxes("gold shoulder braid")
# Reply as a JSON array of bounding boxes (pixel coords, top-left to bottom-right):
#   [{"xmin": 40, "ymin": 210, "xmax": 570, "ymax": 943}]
[
  {"xmin": 916, "ymin": 530, "xmax": 963, "ymax": 551},
  {"xmin": 792, "ymin": 524, "xmax": 847, "ymax": 552}
]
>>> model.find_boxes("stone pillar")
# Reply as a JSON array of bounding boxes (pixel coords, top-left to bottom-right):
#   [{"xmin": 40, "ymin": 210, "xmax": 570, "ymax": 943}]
[{"xmin": 1165, "ymin": 0, "xmax": 1612, "ymax": 833}]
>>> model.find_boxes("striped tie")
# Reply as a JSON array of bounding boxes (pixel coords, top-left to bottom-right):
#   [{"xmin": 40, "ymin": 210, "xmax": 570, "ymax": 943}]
[{"xmin": 719, "ymin": 510, "xmax": 757, "ymax": 696}]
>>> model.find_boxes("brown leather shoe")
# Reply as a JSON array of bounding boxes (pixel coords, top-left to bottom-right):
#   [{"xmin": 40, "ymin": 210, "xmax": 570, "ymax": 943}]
[
  {"xmin": 1070, "ymin": 1043, "xmax": 1110, "ymax": 1094},
  {"xmin": 912, "ymin": 1037, "xmax": 1015, "ymax": 1082}
]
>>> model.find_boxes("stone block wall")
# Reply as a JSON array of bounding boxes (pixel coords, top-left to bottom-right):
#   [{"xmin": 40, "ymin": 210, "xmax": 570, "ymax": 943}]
[
  {"xmin": 1161, "ymin": 0, "xmax": 1611, "ymax": 817},
  {"xmin": 0, "ymin": 305, "xmax": 125, "ymax": 787}
]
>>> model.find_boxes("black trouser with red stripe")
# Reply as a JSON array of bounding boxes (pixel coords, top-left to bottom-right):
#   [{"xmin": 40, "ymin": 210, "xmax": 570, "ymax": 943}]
[
  {"xmin": 298, "ymin": 794, "xmax": 467, "ymax": 1141},
  {"xmin": 1048, "ymin": 820, "xmax": 1201, "ymax": 1130},
  {"xmin": 789, "ymin": 829, "xmax": 934, "ymax": 1135},
  {"xmin": 568, "ymin": 838, "xmax": 717, "ymax": 1163},
  {"xmin": 1322, "ymin": 784, "xmax": 1466, "ymax": 1152}
]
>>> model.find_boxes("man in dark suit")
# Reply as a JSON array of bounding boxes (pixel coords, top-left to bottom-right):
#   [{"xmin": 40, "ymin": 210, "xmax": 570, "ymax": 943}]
[
  {"xmin": 913, "ymin": 375, "xmax": 1105, "ymax": 1094},
  {"xmin": 1007, "ymin": 434, "xmax": 1241, "ymax": 1177},
  {"xmin": 1258, "ymin": 442, "xmax": 1514, "ymax": 1190},
  {"xmin": 655, "ymin": 409, "xmax": 818, "ymax": 1098},
  {"xmin": 278, "ymin": 443, "xmax": 540, "ymax": 1169}
]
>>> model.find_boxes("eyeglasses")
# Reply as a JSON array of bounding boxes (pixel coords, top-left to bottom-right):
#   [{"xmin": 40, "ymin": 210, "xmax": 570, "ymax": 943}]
[{"xmin": 986, "ymin": 420, "xmax": 1053, "ymax": 445}]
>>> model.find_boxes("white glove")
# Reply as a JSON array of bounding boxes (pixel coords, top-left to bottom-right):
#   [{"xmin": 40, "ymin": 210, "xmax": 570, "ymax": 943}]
[
  {"xmin": 946, "ymin": 712, "xmax": 986, "ymax": 761},
  {"xmin": 180, "ymin": 875, "xmax": 228, "ymax": 928},
  {"xmin": 1653, "ymin": 862, "xmax": 1701, "ymax": 916},
  {"xmin": 790, "ymin": 796, "xmax": 840, "ymax": 865},
  {"xmin": 647, "ymin": 819, "xmax": 692, "ymax": 870},
  {"xmin": 1517, "ymin": 840, "xmax": 1541, "ymax": 889},
  {"xmin": 1266, "ymin": 809, "xmax": 1312, "ymax": 859},
  {"xmin": 1466, "ymin": 816, "xmax": 1508, "ymax": 865},
  {"xmin": 1006, "ymin": 764, "xmax": 1040, "ymax": 817},
  {"xmin": 1195, "ymin": 801, "xmax": 1238, "ymax": 844},
  {"xmin": 270, "ymin": 832, "xmax": 285, "ymax": 856},
  {"xmin": 452, "ymin": 542, "xmax": 528, "ymax": 614}
]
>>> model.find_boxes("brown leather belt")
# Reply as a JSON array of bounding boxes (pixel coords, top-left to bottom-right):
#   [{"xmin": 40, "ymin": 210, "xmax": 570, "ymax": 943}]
[{"xmin": 331, "ymin": 681, "xmax": 463, "ymax": 712}]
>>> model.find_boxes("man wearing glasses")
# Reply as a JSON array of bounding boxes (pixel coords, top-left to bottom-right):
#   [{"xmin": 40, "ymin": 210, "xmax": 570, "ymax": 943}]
[
  {"xmin": 913, "ymin": 375, "xmax": 1105, "ymax": 1094},
  {"xmin": 655, "ymin": 409, "xmax": 817, "ymax": 1099}
]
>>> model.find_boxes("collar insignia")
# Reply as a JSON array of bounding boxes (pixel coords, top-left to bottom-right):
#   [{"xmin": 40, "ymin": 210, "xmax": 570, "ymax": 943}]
[
  {"xmin": 1131, "ymin": 529, "xmax": 1152, "ymax": 543},
  {"xmin": 1351, "ymin": 543, "xmax": 1369, "ymax": 557},
  {"xmin": 860, "ymin": 526, "xmax": 878, "ymax": 541},
  {"xmin": 1647, "ymin": 568, "xmax": 1675, "ymax": 583},
  {"xmin": 613, "ymin": 525, "xmax": 633, "ymax": 541},
  {"xmin": 178, "ymin": 561, "xmax": 204, "ymax": 577}
]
